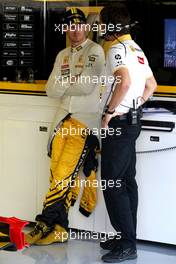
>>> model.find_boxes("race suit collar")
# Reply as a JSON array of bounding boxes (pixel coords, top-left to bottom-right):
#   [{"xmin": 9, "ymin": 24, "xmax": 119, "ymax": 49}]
[{"xmin": 71, "ymin": 38, "xmax": 88, "ymax": 53}]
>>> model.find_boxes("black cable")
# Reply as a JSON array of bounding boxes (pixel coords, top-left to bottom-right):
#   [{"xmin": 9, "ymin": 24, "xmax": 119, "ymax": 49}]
[
  {"xmin": 114, "ymin": 35, "xmax": 127, "ymax": 57},
  {"xmin": 102, "ymin": 79, "xmax": 116, "ymax": 114}
]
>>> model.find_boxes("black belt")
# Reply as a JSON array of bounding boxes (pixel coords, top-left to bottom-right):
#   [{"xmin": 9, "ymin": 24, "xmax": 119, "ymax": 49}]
[{"xmin": 113, "ymin": 113, "xmax": 128, "ymax": 121}]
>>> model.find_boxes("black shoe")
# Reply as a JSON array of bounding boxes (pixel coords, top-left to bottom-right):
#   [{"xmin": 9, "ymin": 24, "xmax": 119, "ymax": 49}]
[
  {"xmin": 100, "ymin": 237, "xmax": 120, "ymax": 250},
  {"xmin": 101, "ymin": 246, "xmax": 137, "ymax": 263}
]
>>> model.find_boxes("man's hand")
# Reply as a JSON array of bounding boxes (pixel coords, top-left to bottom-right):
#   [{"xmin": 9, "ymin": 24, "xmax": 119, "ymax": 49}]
[{"xmin": 102, "ymin": 113, "xmax": 117, "ymax": 128}]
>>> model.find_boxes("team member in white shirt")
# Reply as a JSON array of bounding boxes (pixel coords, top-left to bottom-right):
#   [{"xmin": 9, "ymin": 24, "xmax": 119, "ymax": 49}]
[{"xmin": 100, "ymin": 4, "xmax": 157, "ymax": 263}]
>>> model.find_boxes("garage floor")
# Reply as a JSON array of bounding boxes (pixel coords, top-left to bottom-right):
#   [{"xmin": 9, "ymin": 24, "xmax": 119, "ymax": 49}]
[{"xmin": 0, "ymin": 239, "xmax": 176, "ymax": 264}]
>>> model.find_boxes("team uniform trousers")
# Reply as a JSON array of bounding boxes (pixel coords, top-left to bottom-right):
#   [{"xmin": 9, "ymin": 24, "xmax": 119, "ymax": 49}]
[{"xmin": 101, "ymin": 117, "xmax": 141, "ymax": 248}]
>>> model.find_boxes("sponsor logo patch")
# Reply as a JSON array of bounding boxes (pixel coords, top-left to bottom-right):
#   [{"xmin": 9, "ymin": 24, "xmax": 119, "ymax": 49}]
[
  {"xmin": 75, "ymin": 64, "xmax": 84, "ymax": 68},
  {"xmin": 137, "ymin": 56, "xmax": 144, "ymax": 64},
  {"xmin": 115, "ymin": 54, "xmax": 122, "ymax": 60},
  {"xmin": 61, "ymin": 69, "xmax": 70, "ymax": 76},
  {"xmin": 63, "ymin": 56, "xmax": 69, "ymax": 64},
  {"xmin": 88, "ymin": 55, "xmax": 96, "ymax": 62},
  {"xmin": 86, "ymin": 62, "xmax": 93, "ymax": 68},
  {"xmin": 61, "ymin": 64, "xmax": 69, "ymax": 69},
  {"xmin": 78, "ymin": 55, "xmax": 84, "ymax": 63},
  {"xmin": 130, "ymin": 45, "xmax": 136, "ymax": 52}
]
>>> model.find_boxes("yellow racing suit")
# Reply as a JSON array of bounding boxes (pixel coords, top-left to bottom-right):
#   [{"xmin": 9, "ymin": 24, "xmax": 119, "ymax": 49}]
[{"xmin": 36, "ymin": 38, "xmax": 105, "ymax": 229}]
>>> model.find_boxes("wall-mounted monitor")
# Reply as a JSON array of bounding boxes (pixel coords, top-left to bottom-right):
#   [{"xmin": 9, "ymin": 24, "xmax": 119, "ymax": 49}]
[{"xmin": 164, "ymin": 19, "xmax": 176, "ymax": 68}]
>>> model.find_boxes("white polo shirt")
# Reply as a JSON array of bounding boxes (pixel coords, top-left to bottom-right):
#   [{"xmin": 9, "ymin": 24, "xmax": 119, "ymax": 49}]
[{"xmin": 104, "ymin": 34, "xmax": 153, "ymax": 113}]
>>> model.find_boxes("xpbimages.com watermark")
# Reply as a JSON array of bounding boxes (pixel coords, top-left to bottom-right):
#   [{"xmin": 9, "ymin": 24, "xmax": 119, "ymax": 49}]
[
  {"xmin": 54, "ymin": 126, "xmax": 122, "ymax": 139},
  {"xmin": 55, "ymin": 74, "xmax": 121, "ymax": 86},
  {"xmin": 54, "ymin": 230, "xmax": 122, "ymax": 243},
  {"xmin": 55, "ymin": 22, "xmax": 122, "ymax": 35},
  {"xmin": 54, "ymin": 179, "xmax": 122, "ymax": 191}
]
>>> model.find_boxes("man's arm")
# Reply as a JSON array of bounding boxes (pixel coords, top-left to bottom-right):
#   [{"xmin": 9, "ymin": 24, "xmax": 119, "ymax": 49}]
[
  {"xmin": 102, "ymin": 45, "xmax": 130, "ymax": 128},
  {"xmin": 102, "ymin": 67, "xmax": 130, "ymax": 128},
  {"xmin": 141, "ymin": 75, "xmax": 157, "ymax": 104},
  {"xmin": 64, "ymin": 44, "xmax": 105, "ymax": 96},
  {"xmin": 46, "ymin": 45, "xmax": 105, "ymax": 98},
  {"xmin": 107, "ymin": 67, "xmax": 131, "ymax": 112},
  {"xmin": 108, "ymin": 72, "xmax": 157, "ymax": 110},
  {"xmin": 45, "ymin": 52, "xmax": 71, "ymax": 98}
]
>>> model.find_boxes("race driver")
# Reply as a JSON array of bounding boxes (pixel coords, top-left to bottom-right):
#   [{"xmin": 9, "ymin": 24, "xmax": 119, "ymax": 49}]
[{"xmin": 25, "ymin": 8, "xmax": 105, "ymax": 246}]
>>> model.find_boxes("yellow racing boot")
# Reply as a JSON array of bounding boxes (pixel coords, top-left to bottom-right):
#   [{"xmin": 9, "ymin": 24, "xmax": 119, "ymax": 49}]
[
  {"xmin": 0, "ymin": 231, "xmax": 17, "ymax": 251},
  {"xmin": 35, "ymin": 224, "xmax": 68, "ymax": 245},
  {"xmin": 25, "ymin": 221, "xmax": 50, "ymax": 245}
]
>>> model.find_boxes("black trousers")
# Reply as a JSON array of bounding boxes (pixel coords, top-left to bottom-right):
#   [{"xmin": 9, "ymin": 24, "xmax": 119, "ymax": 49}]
[{"xmin": 101, "ymin": 117, "xmax": 141, "ymax": 249}]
